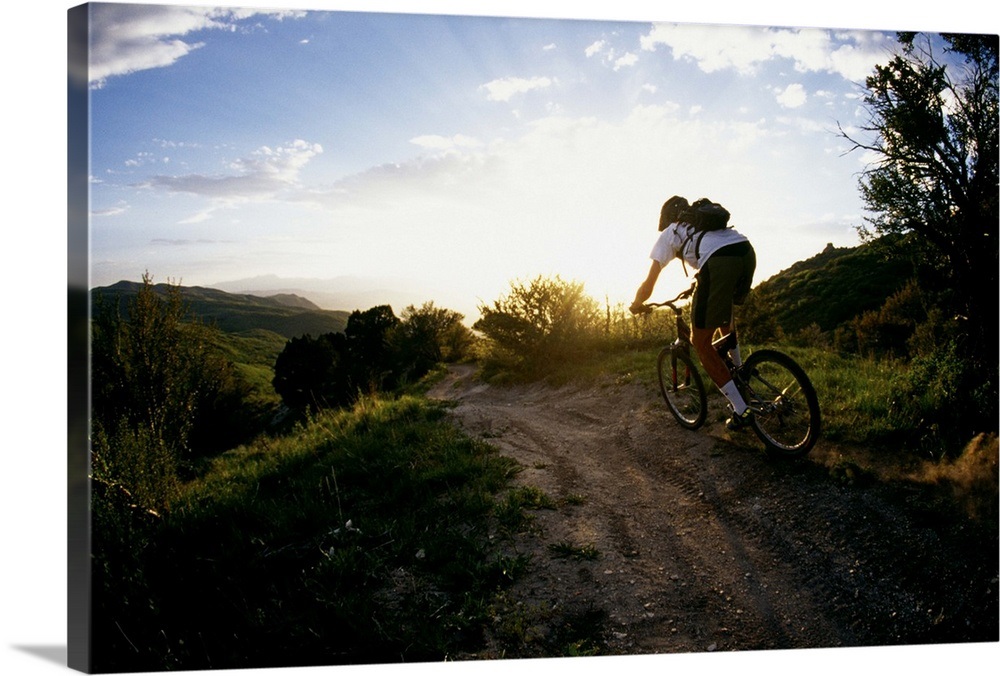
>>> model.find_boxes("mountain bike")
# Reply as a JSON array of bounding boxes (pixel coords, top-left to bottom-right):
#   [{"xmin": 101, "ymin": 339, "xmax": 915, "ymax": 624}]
[{"xmin": 643, "ymin": 284, "xmax": 821, "ymax": 458}]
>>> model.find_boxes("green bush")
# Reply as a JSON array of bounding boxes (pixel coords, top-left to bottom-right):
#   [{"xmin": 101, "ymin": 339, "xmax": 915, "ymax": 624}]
[
  {"xmin": 272, "ymin": 332, "xmax": 353, "ymax": 410},
  {"xmin": 474, "ymin": 275, "xmax": 602, "ymax": 378},
  {"xmin": 395, "ymin": 301, "xmax": 474, "ymax": 368},
  {"xmin": 272, "ymin": 302, "xmax": 474, "ymax": 410},
  {"xmin": 848, "ymin": 279, "xmax": 926, "ymax": 357},
  {"xmin": 91, "ymin": 273, "xmax": 262, "ymax": 484},
  {"xmin": 887, "ymin": 339, "xmax": 997, "ymax": 458}
]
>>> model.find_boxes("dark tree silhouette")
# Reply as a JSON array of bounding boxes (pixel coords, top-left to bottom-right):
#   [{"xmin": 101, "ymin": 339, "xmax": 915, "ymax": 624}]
[
  {"xmin": 841, "ymin": 33, "xmax": 998, "ymax": 356},
  {"xmin": 272, "ymin": 332, "xmax": 351, "ymax": 409},
  {"xmin": 344, "ymin": 305, "xmax": 401, "ymax": 392},
  {"xmin": 840, "ymin": 32, "xmax": 998, "ymax": 438},
  {"xmin": 392, "ymin": 302, "xmax": 473, "ymax": 382}
]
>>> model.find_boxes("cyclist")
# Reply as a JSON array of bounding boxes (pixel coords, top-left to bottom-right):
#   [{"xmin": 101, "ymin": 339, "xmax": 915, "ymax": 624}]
[{"xmin": 629, "ymin": 195, "xmax": 757, "ymax": 430}]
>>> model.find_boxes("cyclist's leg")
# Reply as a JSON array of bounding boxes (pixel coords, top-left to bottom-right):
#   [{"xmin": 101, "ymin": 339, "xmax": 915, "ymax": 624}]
[
  {"xmin": 692, "ymin": 325, "xmax": 731, "ymax": 386},
  {"xmin": 728, "ymin": 243, "xmax": 756, "ymax": 367},
  {"xmin": 694, "ymin": 326, "xmax": 750, "ymax": 428},
  {"xmin": 692, "ymin": 263, "xmax": 748, "ymax": 418},
  {"xmin": 693, "ymin": 259, "xmax": 739, "ymax": 383},
  {"xmin": 720, "ymin": 322, "xmax": 742, "ymax": 366}
]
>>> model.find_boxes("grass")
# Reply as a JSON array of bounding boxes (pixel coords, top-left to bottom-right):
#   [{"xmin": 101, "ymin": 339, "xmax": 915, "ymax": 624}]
[
  {"xmin": 780, "ymin": 346, "xmax": 900, "ymax": 444},
  {"xmin": 494, "ymin": 485, "xmax": 557, "ymax": 534},
  {"xmin": 91, "ymin": 394, "xmax": 531, "ymax": 671},
  {"xmin": 485, "ymin": 594, "xmax": 608, "ymax": 659},
  {"xmin": 553, "ymin": 340, "xmax": 970, "ymax": 456},
  {"xmin": 548, "ymin": 541, "xmax": 601, "ymax": 561},
  {"xmin": 92, "ymin": 331, "xmax": 996, "ymax": 671}
]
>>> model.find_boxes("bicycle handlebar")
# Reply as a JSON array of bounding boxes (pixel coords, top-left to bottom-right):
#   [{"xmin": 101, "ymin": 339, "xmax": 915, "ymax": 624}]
[{"xmin": 643, "ymin": 283, "xmax": 696, "ymax": 311}]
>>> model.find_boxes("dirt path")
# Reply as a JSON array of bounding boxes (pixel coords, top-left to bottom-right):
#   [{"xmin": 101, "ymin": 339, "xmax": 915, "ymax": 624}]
[{"xmin": 427, "ymin": 364, "xmax": 998, "ymax": 657}]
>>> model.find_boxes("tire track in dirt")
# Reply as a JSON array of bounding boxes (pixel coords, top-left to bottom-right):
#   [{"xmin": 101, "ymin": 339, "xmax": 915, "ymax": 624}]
[
  {"xmin": 426, "ymin": 364, "xmax": 998, "ymax": 657},
  {"xmin": 615, "ymin": 404, "xmax": 852, "ymax": 651}
]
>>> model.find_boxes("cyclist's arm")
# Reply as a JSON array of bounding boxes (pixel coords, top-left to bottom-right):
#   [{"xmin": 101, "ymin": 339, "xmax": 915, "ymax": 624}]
[{"xmin": 631, "ymin": 260, "xmax": 662, "ymax": 312}]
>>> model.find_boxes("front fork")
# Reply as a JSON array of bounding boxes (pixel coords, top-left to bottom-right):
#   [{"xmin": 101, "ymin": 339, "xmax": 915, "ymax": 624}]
[{"xmin": 669, "ymin": 341, "xmax": 693, "ymax": 390}]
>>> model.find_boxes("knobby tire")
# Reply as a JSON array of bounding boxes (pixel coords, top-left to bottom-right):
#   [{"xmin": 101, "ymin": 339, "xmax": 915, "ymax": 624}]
[
  {"xmin": 657, "ymin": 346, "xmax": 708, "ymax": 430},
  {"xmin": 739, "ymin": 349, "xmax": 820, "ymax": 458}
]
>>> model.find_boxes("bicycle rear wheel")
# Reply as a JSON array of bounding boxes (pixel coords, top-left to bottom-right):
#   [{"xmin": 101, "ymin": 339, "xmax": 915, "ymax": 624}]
[
  {"xmin": 740, "ymin": 349, "xmax": 820, "ymax": 458},
  {"xmin": 657, "ymin": 346, "xmax": 707, "ymax": 429}
]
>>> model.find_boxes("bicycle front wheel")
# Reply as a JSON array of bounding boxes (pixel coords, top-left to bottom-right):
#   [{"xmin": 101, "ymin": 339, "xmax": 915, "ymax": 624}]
[
  {"xmin": 657, "ymin": 346, "xmax": 707, "ymax": 429},
  {"xmin": 740, "ymin": 349, "xmax": 820, "ymax": 458}
]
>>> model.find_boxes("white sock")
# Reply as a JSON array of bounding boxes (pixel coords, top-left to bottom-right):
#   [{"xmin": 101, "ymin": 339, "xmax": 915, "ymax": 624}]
[
  {"xmin": 729, "ymin": 345, "xmax": 742, "ymax": 367},
  {"xmin": 719, "ymin": 380, "xmax": 748, "ymax": 415}
]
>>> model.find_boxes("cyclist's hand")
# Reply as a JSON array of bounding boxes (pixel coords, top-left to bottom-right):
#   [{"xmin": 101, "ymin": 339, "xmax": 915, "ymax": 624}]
[{"xmin": 629, "ymin": 302, "xmax": 650, "ymax": 315}]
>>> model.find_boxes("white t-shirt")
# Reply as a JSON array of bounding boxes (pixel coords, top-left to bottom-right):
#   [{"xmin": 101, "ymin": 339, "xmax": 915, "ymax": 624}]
[{"xmin": 650, "ymin": 222, "xmax": 749, "ymax": 271}]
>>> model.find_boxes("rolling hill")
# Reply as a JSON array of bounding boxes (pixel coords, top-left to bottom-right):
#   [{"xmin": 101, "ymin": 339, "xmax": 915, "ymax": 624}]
[
  {"xmin": 91, "ymin": 281, "xmax": 351, "ymax": 340},
  {"xmin": 746, "ymin": 239, "xmax": 919, "ymax": 336}
]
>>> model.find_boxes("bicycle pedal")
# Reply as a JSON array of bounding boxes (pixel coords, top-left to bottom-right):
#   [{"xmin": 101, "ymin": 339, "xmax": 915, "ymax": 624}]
[{"xmin": 726, "ymin": 410, "xmax": 752, "ymax": 431}]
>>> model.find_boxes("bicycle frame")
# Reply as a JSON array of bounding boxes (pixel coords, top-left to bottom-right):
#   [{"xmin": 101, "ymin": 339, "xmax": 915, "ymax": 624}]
[
  {"xmin": 648, "ymin": 285, "xmax": 734, "ymax": 361},
  {"xmin": 646, "ymin": 284, "xmax": 695, "ymax": 349}
]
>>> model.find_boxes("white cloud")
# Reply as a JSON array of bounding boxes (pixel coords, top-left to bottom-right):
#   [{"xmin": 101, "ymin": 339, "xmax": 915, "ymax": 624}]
[
  {"xmin": 479, "ymin": 76, "xmax": 555, "ymax": 102},
  {"xmin": 92, "ymin": 203, "xmax": 129, "ymax": 217},
  {"xmin": 613, "ymin": 52, "xmax": 639, "ymax": 70},
  {"xmin": 776, "ymin": 83, "xmax": 808, "ymax": 108},
  {"xmin": 585, "ymin": 40, "xmax": 606, "ymax": 57},
  {"xmin": 585, "ymin": 38, "xmax": 640, "ymax": 71},
  {"xmin": 828, "ymin": 30, "xmax": 899, "ymax": 82},
  {"xmin": 80, "ymin": 4, "xmax": 305, "ymax": 88},
  {"xmin": 640, "ymin": 23, "xmax": 892, "ymax": 80},
  {"xmin": 145, "ymin": 140, "xmax": 322, "ymax": 208},
  {"xmin": 177, "ymin": 208, "xmax": 218, "ymax": 225},
  {"xmin": 124, "ymin": 151, "xmax": 157, "ymax": 168}
]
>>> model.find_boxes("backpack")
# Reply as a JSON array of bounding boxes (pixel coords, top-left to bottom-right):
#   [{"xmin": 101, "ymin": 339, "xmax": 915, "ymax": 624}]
[{"xmin": 677, "ymin": 198, "xmax": 731, "ymax": 274}]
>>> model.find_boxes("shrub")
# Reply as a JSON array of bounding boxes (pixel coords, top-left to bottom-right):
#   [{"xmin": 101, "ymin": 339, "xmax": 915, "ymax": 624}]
[
  {"xmin": 474, "ymin": 275, "xmax": 602, "ymax": 377},
  {"xmin": 601, "ymin": 298, "xmax": 678, "ymax": 349},
  {"xmin": 849, "ymin": 279, "xmax": 926, "ymax": 357},
  {"xmin": 272, "ymin": 332, "xmax": 353, "ymax": 410},
  {"xmin": 788, "ymin": 322, "xmax": 829, "ymax": 349},
  {"xmin": 91, "ymin": 273, "xmax": 258, "ymax": 483},
  {"xmin": 393, "ymin": 302, "xmax": 475, "ymax": 380},
  {"xmin": 344, "ymin": 305, "xmax": 401, "ymax": 392},
  {"xmin": 736, "ymin": 290, "xmax": 784, "ymax": 346},
  {"xmin": 273, "ymin": 302, "xmax": 474, "ymax": 410},
  {"xmin": 90, "ymin": 274, "xmax": 273, "ymax": 671},
  {"xmin": 886, "ymin": 339, "xmax": 995, "ymax": 458},
  {"xmin": 89, "ymin": 273, "xmax": 272, "ymax": 665}
]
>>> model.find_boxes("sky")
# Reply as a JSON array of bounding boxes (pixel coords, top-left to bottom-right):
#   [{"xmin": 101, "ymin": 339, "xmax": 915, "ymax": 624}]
[{"xmin": 76, "ymin": 0, "xmax": 955, "ymax": 321}]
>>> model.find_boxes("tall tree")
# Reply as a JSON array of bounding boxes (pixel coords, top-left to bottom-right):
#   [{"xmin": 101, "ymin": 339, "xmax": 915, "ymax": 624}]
[
  {"xmin": 393, "ymin": 302, "xmax": 473, "ymax": 380},
  {"xmin": 841, "ymin": 33, "xmax": 998, "ymax": 361},
  {"xmin": 344, "ymin": 305, "xmax": 401, "ymax": 392},
  {"xmin": 272, "ymin": 332, "xmax": 351, "ymax": 410},
  {"xmin": 841, "ymin": 33, "xmax": 1000, "ymax": 436}
]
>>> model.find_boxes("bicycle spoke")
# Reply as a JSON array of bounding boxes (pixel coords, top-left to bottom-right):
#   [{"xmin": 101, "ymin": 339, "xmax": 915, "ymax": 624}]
[
  {"xmin": 741, "ymin": 350, "xmax": 820, "ymax": 458},
  {"xmin": 658, "ymin": 347, "xmax": 707, "ymax": 429}
]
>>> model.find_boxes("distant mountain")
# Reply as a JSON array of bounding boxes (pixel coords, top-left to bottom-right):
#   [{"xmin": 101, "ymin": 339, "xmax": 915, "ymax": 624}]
[
  {"xmin": 209, "ymin": 274, "xmax": 477, "ymax": 319},
  {"xmin": 747, "ymin": 239, "xmax": 919, "ymax": 335},
  {"xmin": 91, "ymin": 281, "xmax": 350, "ymax": 339}
]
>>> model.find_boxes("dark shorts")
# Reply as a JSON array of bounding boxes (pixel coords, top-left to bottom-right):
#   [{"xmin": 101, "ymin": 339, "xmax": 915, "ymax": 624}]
[{"xmin": 692, "ymin": 241, "xmax": 756, "ymax": 330}]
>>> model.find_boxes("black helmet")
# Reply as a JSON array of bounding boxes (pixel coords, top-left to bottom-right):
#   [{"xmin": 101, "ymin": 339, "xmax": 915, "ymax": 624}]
[{"xmin": 659, "ymin": 195, "xmax": 689, "ymax": 231}]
